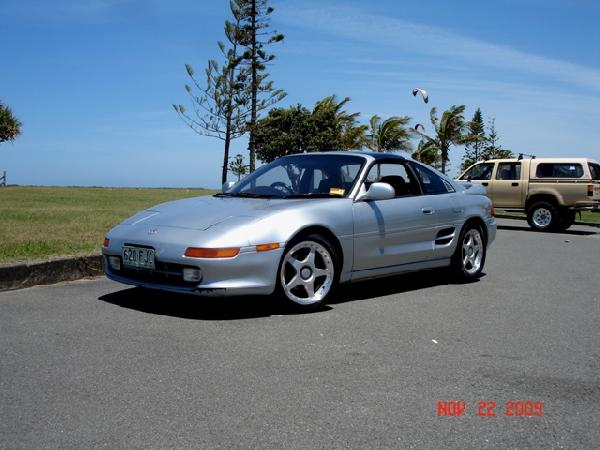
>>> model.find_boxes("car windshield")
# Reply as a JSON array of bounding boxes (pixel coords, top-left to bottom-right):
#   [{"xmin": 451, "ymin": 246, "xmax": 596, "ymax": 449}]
[{"xmin": 222, "ymin": 153, "xmax": 366, "ymax": 199}]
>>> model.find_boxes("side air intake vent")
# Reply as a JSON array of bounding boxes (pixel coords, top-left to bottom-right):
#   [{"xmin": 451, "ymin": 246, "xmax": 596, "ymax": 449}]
[{"xmin": 435, "ymin": 227, "xmax": 456, "ymax": 246}]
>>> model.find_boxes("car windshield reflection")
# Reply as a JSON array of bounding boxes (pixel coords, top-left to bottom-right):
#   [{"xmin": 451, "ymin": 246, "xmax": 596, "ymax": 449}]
[{"xmin": 221, "ymin": 154, "xmax": 366, "ymax": 199}]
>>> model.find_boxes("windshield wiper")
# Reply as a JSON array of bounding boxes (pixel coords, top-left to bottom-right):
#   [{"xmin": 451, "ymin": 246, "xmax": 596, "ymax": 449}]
[
  {"xmin": 214, "ymin": 192, "xmax": 278, "ymax": 198},
  {"xmin": 282, "ymin": 193, "xmax": 343, "ymax": 199}
]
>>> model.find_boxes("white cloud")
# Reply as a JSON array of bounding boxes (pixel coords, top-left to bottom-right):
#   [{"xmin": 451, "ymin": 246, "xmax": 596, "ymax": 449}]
[{"xmin": 277, "ymin": 2, "xmax": 600, "ymax": 92}]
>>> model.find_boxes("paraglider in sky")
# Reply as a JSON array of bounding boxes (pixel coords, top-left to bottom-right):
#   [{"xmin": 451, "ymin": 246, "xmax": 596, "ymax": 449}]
[
  {"xmin": 414, "ymin": 123, "xmax": 426, "ymax": 134},
  {"xmin": 412, "ymin": 88, "xmax": 429, "ymax": 103}
]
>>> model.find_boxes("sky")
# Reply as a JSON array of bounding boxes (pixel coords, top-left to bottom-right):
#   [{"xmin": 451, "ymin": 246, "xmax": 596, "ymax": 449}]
[{"xmin": 1, "ymin": 0, "xmax": 599, "ymax": 188}]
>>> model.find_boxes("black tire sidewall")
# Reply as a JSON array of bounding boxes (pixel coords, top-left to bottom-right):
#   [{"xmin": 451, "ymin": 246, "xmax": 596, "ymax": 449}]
[{"xmin": 555, "ymin": 210, "xmax": 576, "ymax": 231}]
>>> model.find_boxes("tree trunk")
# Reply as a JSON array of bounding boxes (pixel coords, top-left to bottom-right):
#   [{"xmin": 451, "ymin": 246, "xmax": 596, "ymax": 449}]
[
  {"xmin": 441, "ymin": 146, "xmax": 447, "ymax": 174},
  {"xmin": 248, "ymin": 0, "xmax": 258, "ymax": 173},
  {"xmin": 222, "ymin": 122, "xmax": 232, "ymax": 184}
]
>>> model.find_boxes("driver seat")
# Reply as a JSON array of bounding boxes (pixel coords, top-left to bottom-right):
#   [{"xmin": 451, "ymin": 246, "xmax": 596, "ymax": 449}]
[{"xmin": 379, "ymin": 175, "xmax": 410, "ymax": 196}]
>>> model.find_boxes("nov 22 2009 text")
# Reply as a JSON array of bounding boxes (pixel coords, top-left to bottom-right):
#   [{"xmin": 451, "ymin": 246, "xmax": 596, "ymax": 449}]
[{"xmin": 437, "ymin": 400, "xmax": 544, "ymax": 417}]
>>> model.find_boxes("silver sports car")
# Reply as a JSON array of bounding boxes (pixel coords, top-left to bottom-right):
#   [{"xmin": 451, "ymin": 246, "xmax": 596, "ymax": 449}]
[{"xmin": 103, "ymin": 151, "xmax": 496, "ymax": 310}]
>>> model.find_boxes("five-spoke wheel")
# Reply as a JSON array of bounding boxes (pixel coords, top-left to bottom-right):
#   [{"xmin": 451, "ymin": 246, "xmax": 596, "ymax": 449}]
[
  {"xmin": 461, "ymin": 228, "xmax": 484, "ymax": 275},
  {"xmin": 278, "ymin": 234, "xmax": 338, "ymax": 310},
  {"xmin": 452, "ymin": 223, "xmax": 486, "ymax": 279}
]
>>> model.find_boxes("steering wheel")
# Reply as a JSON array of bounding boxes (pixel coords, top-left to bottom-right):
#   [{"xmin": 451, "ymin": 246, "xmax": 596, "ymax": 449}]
[{"xmin": 270, "ymin": 182, "xmax": 293, "ymax": 194}]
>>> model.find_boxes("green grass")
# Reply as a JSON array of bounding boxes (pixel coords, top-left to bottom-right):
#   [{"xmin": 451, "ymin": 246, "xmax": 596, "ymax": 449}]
[
  {"xmin": 0, "ymin": 186, "xmax": 216, "ymax": 265},
  {"xmin": 496, "ymin": 209, "xmax": 600, "ymax": 224}
]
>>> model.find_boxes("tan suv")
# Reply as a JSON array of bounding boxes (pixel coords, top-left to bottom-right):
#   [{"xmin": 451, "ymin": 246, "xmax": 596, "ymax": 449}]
[{"xmin": 458, "ymin": 157, "xmax": 600, "ymax": 231}]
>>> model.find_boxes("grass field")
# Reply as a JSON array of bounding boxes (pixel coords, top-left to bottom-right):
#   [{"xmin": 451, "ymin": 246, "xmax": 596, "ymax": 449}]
[
  {"xmin": 0, "ymin": 187, "xmax": 216, "ymax": 265},
  {"xmin": 1, "ymin": 187, "xmax": 598, "ymax": 265}
]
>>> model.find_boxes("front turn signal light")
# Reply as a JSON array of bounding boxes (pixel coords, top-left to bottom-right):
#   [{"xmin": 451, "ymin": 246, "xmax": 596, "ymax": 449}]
[
  {"xmin": 184, "ymin": 247, "xmax": 240, "ymax": 258},
  {"xmin": 256, "ymin": 243, "xmax": 280, "ymax": 252}
]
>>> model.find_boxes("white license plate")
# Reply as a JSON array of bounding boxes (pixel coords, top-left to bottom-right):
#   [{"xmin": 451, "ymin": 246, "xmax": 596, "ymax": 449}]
[
  {"xmin": 122, "ymin": 246, "xmax": 155, "ymax": 270},
  {"xmin": 593, "ymin": 184, "xmax": 600, "ymax": 200}
]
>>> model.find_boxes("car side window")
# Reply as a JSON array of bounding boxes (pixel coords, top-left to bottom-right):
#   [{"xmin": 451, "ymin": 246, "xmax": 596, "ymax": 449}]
[
  {"xmin": 495, "ymin": 162, "xmax": 521, "ymax": 180},
  {"xmin": 590, "ymin": 163, "xmax": 600, "ymax": 180},
  {"xmin": 535, "ymin": 163, "xmax": 584, "ymax": 178},
  {"xmin": 365, "ymin": 162, "xmax": 420, "ymax": 197},
  {"xmin": 411, "ymin": 163, "xmax": 453, "ymax": 195},
  {"xmin": 461, "ymin": 163, "xmax": 494, "ymax": 180}
]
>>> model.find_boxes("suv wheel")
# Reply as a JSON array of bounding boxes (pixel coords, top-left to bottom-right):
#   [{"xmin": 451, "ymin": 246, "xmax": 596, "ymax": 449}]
[{"xmin": 527, "ymin": 202, "xmax": 557, "ymax": 231}]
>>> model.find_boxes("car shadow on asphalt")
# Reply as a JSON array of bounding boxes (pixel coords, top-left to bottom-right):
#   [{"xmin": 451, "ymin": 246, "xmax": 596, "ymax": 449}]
[
  {"xmin": 497, "ymin": 224, "xmax": 597, "ymax": 236},
  {"xmin": 330, "ymin": 268, "xmax": 482, "ymax": 304},
  {"xmin": 98, "ymin": 288, "xmax": 303, "ymax": 320},
  {"xmin": 98, "ymin": 268, "xmax": 479, "ymax": 320}
]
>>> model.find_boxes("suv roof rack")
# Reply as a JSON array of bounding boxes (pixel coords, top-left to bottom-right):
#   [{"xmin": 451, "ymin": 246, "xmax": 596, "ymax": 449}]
[{"xmin": 518, "ymin": 153, "xmax": 536, "ymax": 160}]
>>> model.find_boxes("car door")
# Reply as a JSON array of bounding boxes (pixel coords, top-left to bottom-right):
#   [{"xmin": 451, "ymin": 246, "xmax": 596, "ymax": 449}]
[
  {"xmin": 459, "ymin": 162, "xmax": 496, "ymax": 198},
  {"xmin": 410, "ymin": 163, "xmax": 465, "ymax": 260},
  {"xmin": 492, "ymin": 162, "xmax": 525, "ymax": 208},
  {"xmin": 352, "ymin": 161, "xmax": 441, "ymax": 276}
]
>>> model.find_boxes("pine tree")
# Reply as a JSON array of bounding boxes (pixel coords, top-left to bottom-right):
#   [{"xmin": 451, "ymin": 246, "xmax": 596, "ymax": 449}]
[
  {"xmin": 238, "ymin": 0, "xmax": 287, "ymax": 172},
  {"xmin": 228, "ymin": 154, "xmax": 248, "ymax": 181},
  {"xmin": 460, "ymin": 108, "xmax": 485, "ymax": 171},
  {"xmin": 483, "ymin": 118, "xmax": 514, "ymax": 160},
  {"xmin": 174, "ymin": 1, "xmax": 252, "ymax": 184}
]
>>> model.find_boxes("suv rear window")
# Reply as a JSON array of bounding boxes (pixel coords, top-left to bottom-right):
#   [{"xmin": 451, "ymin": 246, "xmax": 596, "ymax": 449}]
[
  {"xmin": 589, "ymin": 163, "xmax": 600, "ymax": 180},
  {"xmin": 535, "ymin": 163, "xmax": 584, "ymax": 178}
]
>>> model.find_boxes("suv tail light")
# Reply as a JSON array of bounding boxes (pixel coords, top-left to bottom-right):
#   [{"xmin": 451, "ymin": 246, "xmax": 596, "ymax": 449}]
[{"xmin": 588, "ymin": 184, "xmax": 594, "ymax": 197}]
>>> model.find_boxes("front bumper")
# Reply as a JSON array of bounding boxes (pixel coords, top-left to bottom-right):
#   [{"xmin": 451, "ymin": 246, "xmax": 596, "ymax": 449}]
[
  {"xmin": 102, "ymin": 247, "xmax": 284, "ymax": 297},
  {"xmin": 486, "ymin": 217, "xmax": 497, "ymax": 247}
]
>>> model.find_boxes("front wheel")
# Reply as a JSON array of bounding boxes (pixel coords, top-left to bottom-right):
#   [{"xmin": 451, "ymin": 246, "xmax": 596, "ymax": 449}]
[
  {"xmin": 451, "ymin": 224, "xmax": 486, "ymax": 279},
  {"xmin": 277, "ymin": 234, "xmax": 338, "ymax": 311}
]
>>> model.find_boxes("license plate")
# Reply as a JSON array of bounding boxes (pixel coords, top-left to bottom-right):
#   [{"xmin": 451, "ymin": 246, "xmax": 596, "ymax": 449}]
[
  {"xmin": 594, "ymin": 184, "xmax": 600, "ymax": 200},
  {"xmin": 122, "ymin": 246, "xmax": 155, "ymax": 270}
]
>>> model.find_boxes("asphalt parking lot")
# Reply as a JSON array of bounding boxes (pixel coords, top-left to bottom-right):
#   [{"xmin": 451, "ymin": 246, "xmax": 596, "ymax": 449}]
[{"xmin": 1, "ymin": 218, "xmax": 599, "ymax": 449}]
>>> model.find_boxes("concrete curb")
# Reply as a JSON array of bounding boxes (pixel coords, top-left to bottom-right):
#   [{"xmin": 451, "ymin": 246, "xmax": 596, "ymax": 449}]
[
  {"xmin": 0, "ymin": 254, "xmax": 103, "ymax": 292},
  {"xmin": 495, "ymin": 214, "xmax": 600, "ymax": 228}
]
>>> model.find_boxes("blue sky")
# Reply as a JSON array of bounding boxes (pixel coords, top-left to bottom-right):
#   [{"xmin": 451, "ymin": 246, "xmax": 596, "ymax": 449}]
[{"xmin": 1, "ymin": 0, "xmax": 599, "ymax": 187}]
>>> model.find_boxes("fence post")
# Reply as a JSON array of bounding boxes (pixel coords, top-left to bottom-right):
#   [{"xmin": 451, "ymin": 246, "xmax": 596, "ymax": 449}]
[{"xmin": 0, "ymin": 171, "xmax": 6, "ymax": 187}]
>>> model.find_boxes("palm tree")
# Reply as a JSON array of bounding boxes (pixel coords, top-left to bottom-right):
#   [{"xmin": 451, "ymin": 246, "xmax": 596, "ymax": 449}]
[
  {"xmin": 366, "ymin": 115, "xmax": 412, "ymax": 152},
  {"xmin": 312, "ymin": 95, "xmax": 367, "ymax": 149},
  {"xmin": 415, "ymin": 105, "xmax": 477, "ymax": 174},
  {"xmin": 0, "ymin": 101, "xmax": 22, "ymax": 143},
  {"xmin": 412, "ymin": 139, "xmax": 441, "ymax": 169}
]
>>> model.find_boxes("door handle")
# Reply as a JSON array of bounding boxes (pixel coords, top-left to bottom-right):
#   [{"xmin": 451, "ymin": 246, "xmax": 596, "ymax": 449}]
[
  {"xmin": 511, "ymin": 182, "xmax": 519, "ymax": 187},
  {"xmin": 482, "ymin": 182, "xmax": 489, "ymax": 186},
  {"xmin": 421, "ymin": 208, "xmax": 435, "ymax": 215}
]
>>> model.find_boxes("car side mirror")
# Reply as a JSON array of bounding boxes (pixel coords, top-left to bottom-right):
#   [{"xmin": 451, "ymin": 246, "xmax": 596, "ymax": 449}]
[
  {"xmin": 222, "ymin": 181, "xmax": 236, "ymax": 193},
  {"xmin": 467, "ymin": 175, "xmax": 472, "ymax": 182},
  {"xmin": 356, "ymin": 182, "xmax": 395, "ymax": 201}
]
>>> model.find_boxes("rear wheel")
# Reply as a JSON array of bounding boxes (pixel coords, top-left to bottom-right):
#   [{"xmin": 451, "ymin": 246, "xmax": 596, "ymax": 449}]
[
  {"xmin": 451, "ymin": 223, "xmax": 486, "ymax": 280},
  {"xmin": 277, "ymin": 234, "xmax": 339, "ymax": 311},
  {"xmin": 527, "ymin": 202, "xmax": 557, "ymax": 231}
]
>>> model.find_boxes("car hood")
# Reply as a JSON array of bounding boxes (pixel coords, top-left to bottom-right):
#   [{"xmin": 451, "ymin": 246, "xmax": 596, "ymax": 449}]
[{"xmin": 120, "ymin": 195, "xmax": 310, "ymax": 231}]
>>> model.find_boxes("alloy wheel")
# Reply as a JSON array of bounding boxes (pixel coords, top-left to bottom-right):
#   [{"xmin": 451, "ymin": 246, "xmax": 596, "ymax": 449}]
[{"xmin": 280, "ymin": 241, "xmax": 334, "ymax": 306}]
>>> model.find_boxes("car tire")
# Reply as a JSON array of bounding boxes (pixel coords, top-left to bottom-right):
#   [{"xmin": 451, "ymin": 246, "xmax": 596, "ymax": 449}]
[
  {"xmin": 527, "ymin": 201, "xmax": 557, "ymax": 231},
  {"xmin": 451, "ymin": 223, "xmax": 486, "ymax": 280},
  {"xmin": 555, "ymin": 210, "xmax": 576, "ymax": 231},
  {"xmin": 276, "ymin": 233, "xmax": 339, "ymax": 312}
]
